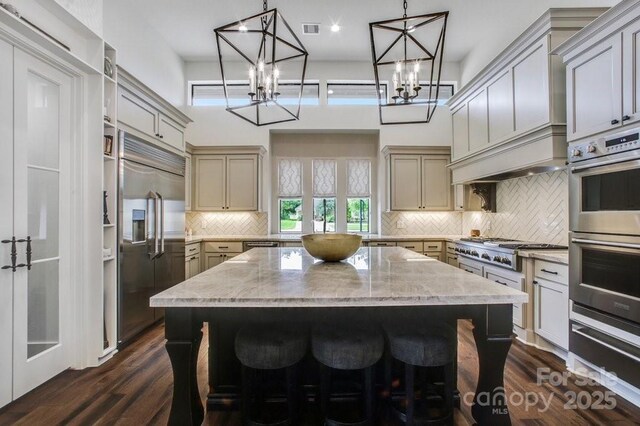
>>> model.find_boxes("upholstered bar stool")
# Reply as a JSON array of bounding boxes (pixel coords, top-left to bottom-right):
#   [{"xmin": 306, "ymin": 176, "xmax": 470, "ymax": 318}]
[
  {"xmin": 384, "ymin": 323, "xmax": 456, "ymax": 425},
  {"xmin": 311, "ymin": 322, "xmax": 384, "ymax": 425},
  {"xmin": 235, "ymin": 324, "xmax": 308, "ymax": 426}
]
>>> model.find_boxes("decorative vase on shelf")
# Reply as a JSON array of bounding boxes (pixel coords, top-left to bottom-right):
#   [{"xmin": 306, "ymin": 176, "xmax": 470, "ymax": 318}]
[{"xmin": 103, "ymin": 191, "xmax": 110, "ymax": 225}]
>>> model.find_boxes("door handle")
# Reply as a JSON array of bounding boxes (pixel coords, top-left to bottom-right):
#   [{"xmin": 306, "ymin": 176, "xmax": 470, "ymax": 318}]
[
  {"xmin": 1, "ymin": 237, "xmax": 16, "ymax": 272},
  {"xmin": 622, "ymin": 115, "xmax": 631, "ymax": 122},
  {"xmin": 611, "ymin": 119, "xmax": 620, "ymax": 125},
  {"xmin": 16, "ymin": 237, "xmax": 32, "ymax": 270},
  {"xmin": 148, "ymin": 192, "xmax": 160, "ymax": 259},
  {"xmin": 571, "ymin": 238, "xmax": 640, "ymax": 250},
  {"xmin": 157, "ymin": 192, "xmax": 165, "ymax": 256},
  {"xmin": 495, "ymin": 280, "xmax": 507, "ymax": 285}
]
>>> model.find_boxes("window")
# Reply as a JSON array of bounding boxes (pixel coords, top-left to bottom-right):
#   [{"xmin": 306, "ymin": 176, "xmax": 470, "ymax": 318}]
[
  {"xmin": 278, "ymin": 159, "xmax": 303, "ymax": 233},
  {"xmin": 347, "ymin": 198, "xmax": 369, "ymax": 232},
  {"xmin": 327, "ymin": 81, "xmax": 388, "ymax": 106},
  {"xmin": 190, "ymin": 81, "xmax": 320, "ymax": 106},
  {"xmin": 313, "ymin": 159, "xmax": 337, "ymax": 233},
  {"xmin": 414, "ymin": 83, "xmax": 455, "ymax": 106},
  {"xmin": 346, "ymin": 159, "xmax": 371, "ymax": 232}
]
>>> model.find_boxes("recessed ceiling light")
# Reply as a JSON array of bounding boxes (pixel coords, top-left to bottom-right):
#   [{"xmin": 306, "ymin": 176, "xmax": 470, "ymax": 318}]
[
  {"xmin": 327, "ymin": 89, "xmax": 334, "ymax": 95},
  {"xmin": 331, "ymin": 23, "xmax": 340, "ymax": 32},
  {"xmin": 238, "ymin": 23, "xmax": 248, "ymax": 32}
]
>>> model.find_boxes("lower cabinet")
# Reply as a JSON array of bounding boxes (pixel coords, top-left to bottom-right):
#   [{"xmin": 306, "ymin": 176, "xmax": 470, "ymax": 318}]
[
  {"xmin": 185, "ymin": 253, "xmax": 201, "ymax": 280},
  {"xmin": 534, "ymin": 276, "xmax": 569, "ymax": 350},
  {"xmin": 484, "ymin": 265, "xmax": 526, "ymax": 328},
  {"xmin": 205, "ymin": 253, "xmax": 240, "ymax": 270},
  {"xmin": 445, "ymin": 242, "xmax": 458, "ymax": 267},
  {"xmin": 425, "ymin": 252, "xmax": 442, "ymax": 261}
]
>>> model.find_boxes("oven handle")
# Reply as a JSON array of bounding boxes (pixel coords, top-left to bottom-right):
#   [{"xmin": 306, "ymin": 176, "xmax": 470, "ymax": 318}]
[
  {"xmin": 571, "ymin": 238, "xmax": 640, "ymax": 250},
  {"xmin": 570, "ymin": 157, "xmax": 638, "ymax": 173},
  {"xmin": 571, "ymin": 323, "xmax": 640, "ymax": 363}
]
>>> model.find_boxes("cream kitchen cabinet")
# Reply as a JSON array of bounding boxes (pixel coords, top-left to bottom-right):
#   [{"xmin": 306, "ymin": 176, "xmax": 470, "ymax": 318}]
[
  {"xmin": 484, "ymin": 266, "xmax": 526, "ymax": 329},
  {"xmin": 117, "ymin": 69, "xmax": 191, "ymax": 154},
  {"xmin": 557, "ymin": 6, "xmax": 640, "ymax": 141},
  {"xmin": 185, "ymin": 253, "xmax": 201, "ymax": 279},
  {"xmin": 384, "ymin": 147, "xmax": 452, "ymax": 212},
  {"xmin": 185, "ymin": 151, "xmax": 192, "ymax": 211},
  {"xmin": 458, "ymin": 257, "xmax": 484, "ymax": 276},
  {"xmin": 194, "ymin": 154, "xmax": 259, "ymax": 211},
  {"xmin": 451, "ymin": 104, "xmax": 470, "ymax": 160},
  {"xmin": 453, "ymin": 184, "xmax": 482, "ymax": 211},
  {"xmin": 533, "ymin": 260, "xmax": 569, "ymax": 350},
  {"xmin": 205, "ymin": 253, "xmax": 240, "ymax": 270}
]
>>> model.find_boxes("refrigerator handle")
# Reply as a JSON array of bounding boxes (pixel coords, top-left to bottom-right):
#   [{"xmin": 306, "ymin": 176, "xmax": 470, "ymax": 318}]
[
  {"xmin": 157, "ymin": 191, "xmax": 165, "ymax": 256},
  {"xmin": 148, "ymin": 191, "xmax": 160, "ymax": 259}
]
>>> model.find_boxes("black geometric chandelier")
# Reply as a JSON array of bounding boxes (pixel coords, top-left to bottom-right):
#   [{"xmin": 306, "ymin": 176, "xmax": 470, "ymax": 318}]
[
  {"xmin": 214, "ymin": 0, "xmax": 309, "ymax": 126},
  {"xmin": 369, "ymin": 1, "xmax": 448, "ymax": 125}
]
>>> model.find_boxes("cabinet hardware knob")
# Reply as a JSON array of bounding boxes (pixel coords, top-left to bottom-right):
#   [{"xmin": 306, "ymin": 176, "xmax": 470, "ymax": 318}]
[
  {"xmin": 159, "ymin": 134, "xmax": 164, "ymax": 139},
  {"xmin": 533, "ymin": 280, "xmax": 539, "ymax": 285},
  {"xmin": 611, "ymin": 119, "xmax": 620, "ymax": 125},
  {"xmin": 190, "ymin": 256, "xmax": 196, "ymax": 260},
  {"xmin": 622, "ymin": 115, "xmax": 631, "ymax": 121}
]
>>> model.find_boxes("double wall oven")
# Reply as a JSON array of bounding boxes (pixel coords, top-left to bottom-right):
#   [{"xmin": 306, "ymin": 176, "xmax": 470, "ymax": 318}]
[{"xmin": 568, "ymin": 127, "xmax": 640, "ymax": 387}]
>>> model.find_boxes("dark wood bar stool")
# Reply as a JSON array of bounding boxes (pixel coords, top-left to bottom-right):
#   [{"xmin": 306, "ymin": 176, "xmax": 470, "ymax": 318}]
[
  {"xmin": 311, "ymin": 323, "xmax": 384, "ymax": 426},
  {"xmin": 235, "ymin": 324, "xmax": 308, "ymax": 426},
  {"xmin": 384, "ymin": 323, "xmax": 456, "ymax": 425}
]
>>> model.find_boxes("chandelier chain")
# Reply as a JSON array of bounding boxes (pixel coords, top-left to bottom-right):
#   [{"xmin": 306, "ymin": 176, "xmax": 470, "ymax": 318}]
[
  {"xmin": 403, "ymin": 0, "xmax": 408, "ymax": 18},
  {"xmin": 263, "ymin": 0, "xmax": 268, "ymax": 11}
]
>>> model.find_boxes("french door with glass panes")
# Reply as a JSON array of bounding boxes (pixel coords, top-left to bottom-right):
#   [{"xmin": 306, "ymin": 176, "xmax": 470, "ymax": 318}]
[{"xmin": 0, "ymin": 42, "xmax": 72, "ymax": 406}]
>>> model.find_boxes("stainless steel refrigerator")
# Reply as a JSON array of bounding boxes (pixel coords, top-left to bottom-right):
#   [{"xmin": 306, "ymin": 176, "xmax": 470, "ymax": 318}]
[{"xmin": 118, "ymin": 131, "xmax": 185, "ymax": 345}]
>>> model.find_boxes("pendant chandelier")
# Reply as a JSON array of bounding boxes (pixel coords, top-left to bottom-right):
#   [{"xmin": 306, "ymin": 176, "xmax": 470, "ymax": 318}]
[
  {"xmin": 369, "ymin": 1, "xmax": 448, "ymax": 125},
  {"xmin": 214, "ymin": 0, "xmax": 309, "ymax": 126}
]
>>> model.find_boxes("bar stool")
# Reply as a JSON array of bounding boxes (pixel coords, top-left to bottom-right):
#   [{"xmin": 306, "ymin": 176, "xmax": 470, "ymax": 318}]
[
  {"xmin": 235, "ymin": 324, "xmax": 308, "ymax": 426},
  {"xmin": 384, "ymin": 323, "xmax": 456, "ymax": 425},
  {"xmin": 311, "ymin": 322, "xmax": 384, "ymax": 425}
]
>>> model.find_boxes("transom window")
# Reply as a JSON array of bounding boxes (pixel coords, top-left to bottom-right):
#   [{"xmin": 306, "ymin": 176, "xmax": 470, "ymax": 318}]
[{"xmin": 190, "ymin": 81, "xmax": 320, "ymax": 106}]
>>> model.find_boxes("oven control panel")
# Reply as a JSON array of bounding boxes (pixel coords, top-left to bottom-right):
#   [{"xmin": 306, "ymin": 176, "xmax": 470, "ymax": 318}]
[{"xmin": 569, "ymin": 128, "xmax": 640, "ymax": 162}]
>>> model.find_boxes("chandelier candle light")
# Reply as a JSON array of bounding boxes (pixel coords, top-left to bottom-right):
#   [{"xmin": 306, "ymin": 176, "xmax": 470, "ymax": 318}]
[
  {"xmin": 214, "ymin": 0, "xmax": 309, "ymax": 126},
  {"xmin": 369, "ymin": 0, "xmax": 448, "ymax": 124}
]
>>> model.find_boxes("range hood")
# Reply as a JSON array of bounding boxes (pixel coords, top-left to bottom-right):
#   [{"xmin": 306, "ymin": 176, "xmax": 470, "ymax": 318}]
[{"xmin": 448, "ymin": 125, "xmax": 568, "ymax": 184}]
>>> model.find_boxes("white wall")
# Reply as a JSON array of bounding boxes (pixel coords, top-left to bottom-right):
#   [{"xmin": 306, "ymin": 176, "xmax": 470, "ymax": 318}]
[
  {"xmin": 103, "ymin": 0, "xmax": 186, "ymax": 106},
  {"xmin": 54, "ymin": 0, "xmax": 103, "ymax": 36},
  {"xmin": 185, "ymin": 60, "xmax": 459, "ymax": 149}
]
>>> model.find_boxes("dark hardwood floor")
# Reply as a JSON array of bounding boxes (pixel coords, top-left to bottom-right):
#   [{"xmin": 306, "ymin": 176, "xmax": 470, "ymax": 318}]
[{"xmin": 1, "ymin": 321, "xmax": 639, "ymax": 425}]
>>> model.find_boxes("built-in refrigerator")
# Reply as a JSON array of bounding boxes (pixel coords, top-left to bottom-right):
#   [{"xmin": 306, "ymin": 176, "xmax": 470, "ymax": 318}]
[{"xmin": 118, "ymin": 131, "xmax": 185, "ymax": 345}]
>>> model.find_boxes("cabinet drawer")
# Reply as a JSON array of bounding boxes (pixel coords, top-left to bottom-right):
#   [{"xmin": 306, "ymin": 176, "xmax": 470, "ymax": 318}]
[
  {"xmin": 185, "ymin": 243, "xmax": 200, "ymax": 257},
  {"xmin": 368, "ymin": 241, "xmax": 397, "ymax": 247},
  {"xmin": 397, "ymin": 241, "xmax": 423, "ymax": 252},
  {"xmin": 446, "ymin": 242, "xmax": 456, "ymax": 254},
  {"xmin": 459, "ymin": 259, "xmax": 482, "ymax": 276},
  {"xmin": 425, "ymin": 252, "xmax": 442, "ymax": 262},
  {"xmin": 204, "ymin": 241, "xmax": 243, "ymax": 253},
  {"xmin": 534, "ymin": 260, "xmax": 568, "ymax": 285},
  {"xmin": 423, "ymin": 241, "xmax": 443, "ymax": 252}
]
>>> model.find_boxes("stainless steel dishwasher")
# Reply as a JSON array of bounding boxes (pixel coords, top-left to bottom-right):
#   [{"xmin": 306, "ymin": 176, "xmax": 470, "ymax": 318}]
[{"xmin": 242, "ymin": 241, "xmax": 280, "ymax": 252}]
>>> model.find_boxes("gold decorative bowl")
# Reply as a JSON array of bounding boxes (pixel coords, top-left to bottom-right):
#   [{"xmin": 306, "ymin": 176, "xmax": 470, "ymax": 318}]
[{"xmin": 301, "ymin": 233, "xmax": 363, "ymax": 262}]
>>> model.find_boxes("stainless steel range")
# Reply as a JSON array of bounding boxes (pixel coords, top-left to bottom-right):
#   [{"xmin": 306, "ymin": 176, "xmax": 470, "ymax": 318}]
[{"xmin": 454, "ymin": 237, "xmax": 567, "ymax": 272}]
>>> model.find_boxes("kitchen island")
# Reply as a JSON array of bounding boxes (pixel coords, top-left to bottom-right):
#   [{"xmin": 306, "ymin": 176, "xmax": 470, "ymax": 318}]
[{"xmin": 151, "ymin": 247, "xmax": 528, "ymax": 425}]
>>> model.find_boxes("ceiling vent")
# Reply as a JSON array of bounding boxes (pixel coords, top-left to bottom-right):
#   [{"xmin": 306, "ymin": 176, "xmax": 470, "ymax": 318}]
[{"xmin": 302, "ymin": 23, "xmax": 320, "ymax": 35}]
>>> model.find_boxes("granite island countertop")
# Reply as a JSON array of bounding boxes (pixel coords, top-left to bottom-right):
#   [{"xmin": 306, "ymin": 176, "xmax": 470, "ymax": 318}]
[
  {"xmin": 151, "ymin": 247, "xmax": 528, "ymax": 308},
  {"xmin": 185, "ymin": 234, "xmax": 465, "ymax": 244}
]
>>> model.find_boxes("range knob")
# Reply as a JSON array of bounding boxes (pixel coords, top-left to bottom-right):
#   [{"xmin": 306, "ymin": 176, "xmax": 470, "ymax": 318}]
[
  {"xmin": 503, "ymin": 258, "xmax": 512, "ymax": 266},
  {"xmin": 471, "ymin": 251, "xmax": 479, "ymax": 257},
  {"xmin": 587, "ymin": 145, "xmax": 597, "ymax": 153},
  {"xmin": 572, "ymin": 149, "xmax": 582, "ymax": 157},
  {"xmin": 493, "ymin": 256, "xmax": 502, "ymax": 262},
  {"xmin": 481, "ymin": 253, "xmax": 491, "ymax": 260},
  {"xmin": 454, "ymin": 248, "xmax": 460, "ymax": 253}
]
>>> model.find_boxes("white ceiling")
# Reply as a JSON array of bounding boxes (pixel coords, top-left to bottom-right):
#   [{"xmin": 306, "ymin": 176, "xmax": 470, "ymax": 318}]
[{"xmin": 132, "ymin": 0, "xmax": 619, "ymax": 63}]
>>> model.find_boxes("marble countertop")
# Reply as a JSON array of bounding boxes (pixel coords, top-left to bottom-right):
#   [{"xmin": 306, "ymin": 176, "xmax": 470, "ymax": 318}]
[
  {"xmin": 185, "ymin": 234, "xmax": 465, "ymax": 244},
  {"xmin": 518, "ymin": 250, "xmax": 569, "ymax": 265},
  {"xmin": 151, "ymin": 247, "xmax": 528, "ymax": 308}
]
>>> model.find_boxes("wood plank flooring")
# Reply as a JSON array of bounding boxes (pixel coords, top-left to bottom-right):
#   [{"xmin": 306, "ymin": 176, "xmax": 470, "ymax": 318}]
[{"xmin": 1, "ymin": 321, "xmax": 639, "ymax": 425}]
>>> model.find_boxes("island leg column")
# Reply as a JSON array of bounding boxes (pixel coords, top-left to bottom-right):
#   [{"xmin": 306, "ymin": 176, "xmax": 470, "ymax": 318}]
[
  {"xmin": 471, "ymin": 304, "xmax": 513, "ymax": 426},
  {"xmin": 165, "ymin": 307, "xmax": 204, "ymax": 426}
]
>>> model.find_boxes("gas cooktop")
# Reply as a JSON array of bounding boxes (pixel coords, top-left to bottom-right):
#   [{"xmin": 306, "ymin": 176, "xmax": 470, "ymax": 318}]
[
  {"xmin": 458, "ymin": 237, "xmax": 567, "ymax": 250},
  {"xmin": 455, "ymin": 238, "xmax": 567, "ymax": 271}
]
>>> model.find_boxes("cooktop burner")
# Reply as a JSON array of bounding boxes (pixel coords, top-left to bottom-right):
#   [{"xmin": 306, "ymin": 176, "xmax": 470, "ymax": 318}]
[{"xmin": 496, "ymin": 243, "xmax": 568, "ymax": 250}]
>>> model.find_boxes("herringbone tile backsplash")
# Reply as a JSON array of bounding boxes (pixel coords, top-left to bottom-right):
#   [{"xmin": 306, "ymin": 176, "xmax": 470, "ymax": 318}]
[
  {"xmin": 381, "ymin": 212, "xmax": 463, "ymax": 235},
  {"xmin": 186, "ymin": 212, "xmax": 268, "ymax": 235},
  {"xmin": 462, "ymin": 170, "xmax": 569, "ymax": 245}
]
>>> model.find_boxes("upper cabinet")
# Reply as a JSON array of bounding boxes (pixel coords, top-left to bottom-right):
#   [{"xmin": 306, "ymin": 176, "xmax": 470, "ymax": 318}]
[
  {"xmin": 384, "ymin": 147, "xmax": 452, "ymax": 211},
  {"xmin": 191, "ymin": 146, "xmax": 265, "ymax": 212},
  {"xmin": 117, "ymin": 67, "xmax": 192, "ymax": 154},
  {"xmin": 447, "ymin": 9, "xmax": 605, "ymax": 184},
  {"xmin": 556, "ymin": 3, "xmax": 640, "ymax": 141}
]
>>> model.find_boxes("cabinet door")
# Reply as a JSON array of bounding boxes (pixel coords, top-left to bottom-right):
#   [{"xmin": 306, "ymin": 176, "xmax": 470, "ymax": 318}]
[
  {"xmin": 118, "ymin": 87, "xmax": 158, "ymax": 138},
  {"xmin": 226, "ymin": 155, "xmax": 258, "ymax": 211},
  {"xmin": 390, "ymin": 155, "xmax": 422, "ymax": 211},
  {"xmin": 194, "ymin": 155, "xmax": 226, "ymax": 211},
  {"xmin": 205, "ymin": 253, "xmax": 225, "ymax": 270},
  {"xmin": 534, "ymin": 278, "xmax": 569, "ymax": 350},
  {"xmin": 421, "ymin": 156, "xmax": 451, "ymax": 210},
  {"xmin": 184, "ymin": 153, "xmax": 192, "ymax": 211},
  {"xmin": 468, "ymin": 88, "xmax": 489, "ymax": 152},
  {"xmin": 454, "ymin": 185, "xmax": 464, "ymax": 211},
  {"xmin": 567, "ymin": 34, "xmax": 622, "ymax": 141},
  {"xmin": 185, "ymin": 254, "xmax": 200, "ymax": 279},
  {"xmin": 485, "ymin": 269, "xmax": 525, "ymax": 328},
  {"xmin": 513, "ymin": 41, "xmax": 550, "ymax": 133},
  {"xmin": 458, "ymin": 259, "xmax": 482, "ymax": 276},
  {"xmin": 452, "ymin": 104, "xmax": 469, "ymax": 160},
  {"xmin": 158, "ymin": 114, "xmax": 185, "ymax": 152},
  {"xmin": 425, "ymin": 252, "xmax": 442, "ymax": 262},
  {"xmin": 623, "ymin": 19, "xmax": 640, "ymax": 127},
  {"xmin": 446, "ymin": 255, "xmax": 458, "ymax": 268},
  {"xmin": 487, "ymin": 70, "xmax": 515, "ymax": 144},
  {"xmin": 0, "ymin": 38, "xmax": 12, "ymax": 409}
]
